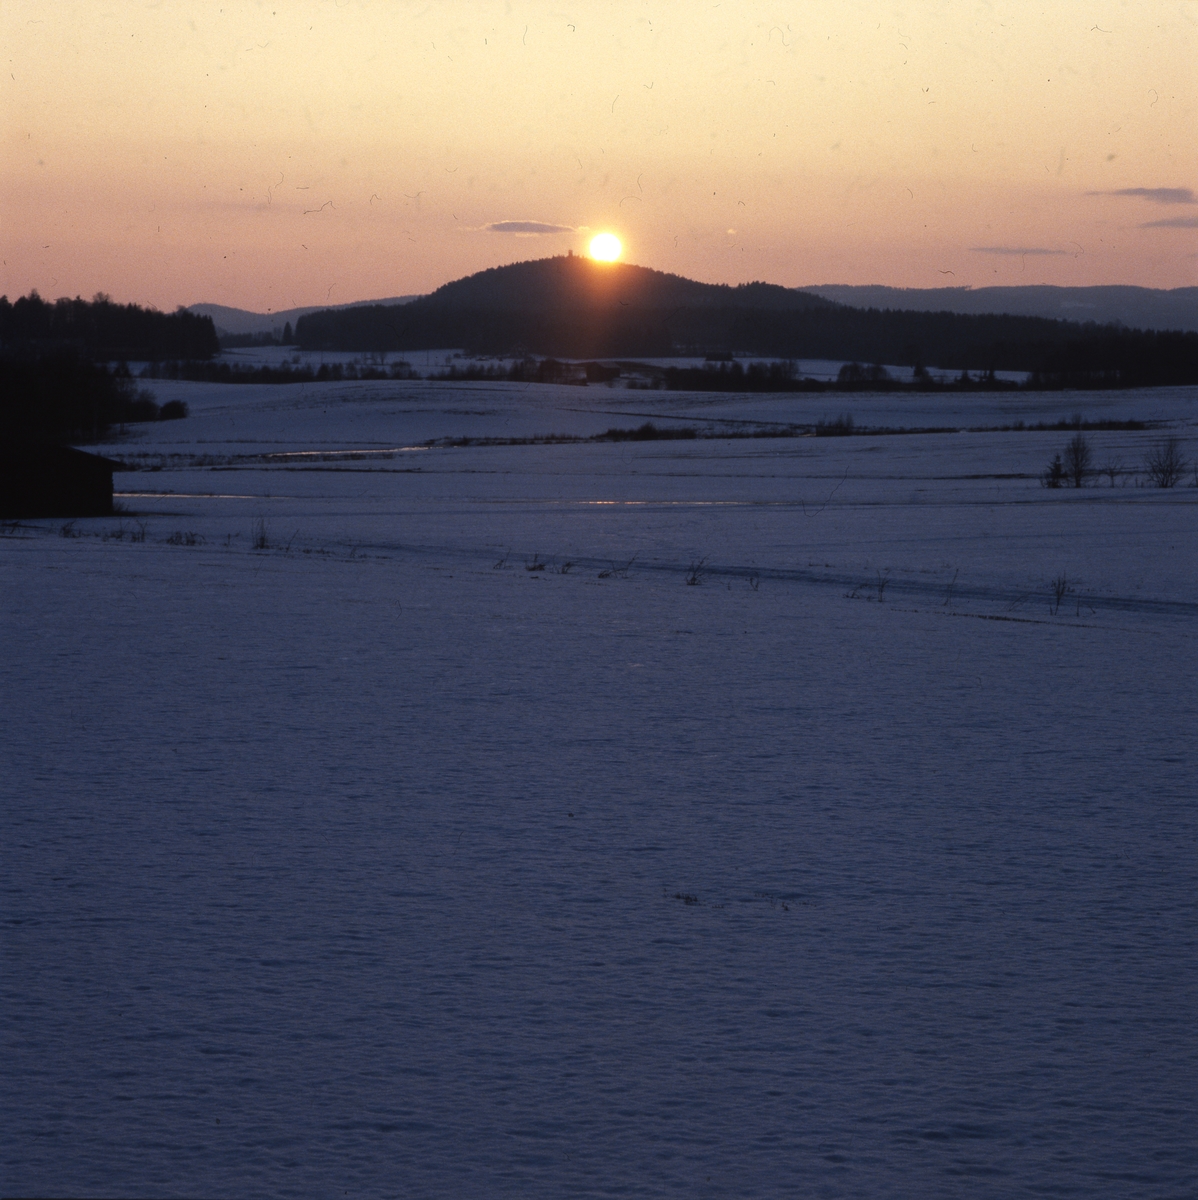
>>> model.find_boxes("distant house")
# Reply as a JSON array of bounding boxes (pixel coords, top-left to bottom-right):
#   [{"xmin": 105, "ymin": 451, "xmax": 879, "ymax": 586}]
[{"xmin": 0, "ymin": 443, "xmax": 126, "ymax": 518}]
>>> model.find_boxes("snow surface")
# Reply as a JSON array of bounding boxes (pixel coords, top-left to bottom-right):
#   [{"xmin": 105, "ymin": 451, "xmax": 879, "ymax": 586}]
[{"xmin": 3, "ymin": 378, "xmax": 1197, "ymax": 1198}]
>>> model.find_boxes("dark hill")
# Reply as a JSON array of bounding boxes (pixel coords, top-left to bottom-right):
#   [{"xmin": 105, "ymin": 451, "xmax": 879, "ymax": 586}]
[
  {"xmin": 418, "ymin": 255, "xmax": 832, "ymax": 314},
  {"xmin": 298, "ymin": 256, "xmax": 837, "ymax": 359},
  {"xmin": 295, "ymin": 256, "xmax": 1198, "ymax": 384}
]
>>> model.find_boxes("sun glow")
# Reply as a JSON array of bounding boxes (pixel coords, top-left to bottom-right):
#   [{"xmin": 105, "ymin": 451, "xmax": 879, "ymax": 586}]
[{"xmin": 588, "ymin": 233, "xmax": 623, "ymax": 263}]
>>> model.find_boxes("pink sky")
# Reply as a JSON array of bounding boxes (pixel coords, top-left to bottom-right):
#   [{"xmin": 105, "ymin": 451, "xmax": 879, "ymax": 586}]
[{"xmin": 3, "ymin": 1, "xmax": 1195, "ymax": 311}]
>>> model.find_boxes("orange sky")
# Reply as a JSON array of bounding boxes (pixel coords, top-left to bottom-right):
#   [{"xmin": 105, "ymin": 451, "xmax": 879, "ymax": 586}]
[{"xmin": 3, "ymin": 1, "xmax": 1195, "ymax": 311}]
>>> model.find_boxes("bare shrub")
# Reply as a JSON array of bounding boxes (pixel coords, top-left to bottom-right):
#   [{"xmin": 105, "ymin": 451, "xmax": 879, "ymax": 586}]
[
  {"xmin": 814, "ymin": 414, "xmax": 855, "ymax": 436},
  {"xmin": 601, "ymin": 555, "xmax": 636, "ymax": 580},
  {"xmin": 943, "ymin": 568, "xmax": 958, "ymax": 606},
  {"xmin": 685, "ymin": 558, "xmax": 707, "ymax": 585},
  {"xmin": 252, "ymin": 518, "xmax": 269, "ymax": 550},
  {"xmin": 1063, "ymin": 433, "xmax": 1092, "ymax": 487},
  {"xmin": 1049, "ymin": 572, "xmax": 1071, "ymax": 615},
  {"xmin": 1144, "ymin": 436, "xmax": 1187, "ymax": 488},
  {"xmin": 124, "ymin": 394, "xmax": 160, "ymax": 423}
]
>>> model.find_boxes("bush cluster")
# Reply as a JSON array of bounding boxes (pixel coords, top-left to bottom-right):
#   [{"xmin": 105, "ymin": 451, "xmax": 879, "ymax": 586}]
[{"xmin": 0, "ymin": 352, "xmax": 172, "ymax": 443}]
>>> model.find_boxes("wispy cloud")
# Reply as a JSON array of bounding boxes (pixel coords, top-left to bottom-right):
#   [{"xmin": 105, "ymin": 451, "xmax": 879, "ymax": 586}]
[
  {"xmin": 485, "ymin": 221, "xmax": 574, "ymax": 235},
  {"xmin": 1087, "ymin": 187, "xmax": 1196, "ymax": 204},
  {"xmin": 969, "ymin": 246, "xmax": 1067, "ymax": 256},
  {"xmin": 1139, "ymin": 215, "xmax": 1198, "ymax": 229}
]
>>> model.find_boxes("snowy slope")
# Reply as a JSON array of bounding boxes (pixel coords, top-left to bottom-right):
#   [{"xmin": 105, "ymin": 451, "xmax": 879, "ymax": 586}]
[{"xmin": 3, "ymin": 379, "xmax": 1196, "ymax": 1198}]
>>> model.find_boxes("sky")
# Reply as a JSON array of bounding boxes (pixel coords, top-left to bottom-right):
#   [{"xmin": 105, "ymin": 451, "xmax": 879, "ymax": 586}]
[{"xmin": 3, "ymin": 0, "xmax": 1196, "ymax": 312}]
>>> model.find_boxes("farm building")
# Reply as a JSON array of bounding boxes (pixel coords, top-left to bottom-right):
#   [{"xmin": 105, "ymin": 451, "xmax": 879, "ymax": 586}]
[{"xmin": 0, "ymin": 443, "xmax": 126, "ymax": 518}]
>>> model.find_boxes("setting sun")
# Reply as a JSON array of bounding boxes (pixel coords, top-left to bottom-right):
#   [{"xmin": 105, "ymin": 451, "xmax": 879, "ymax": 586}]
[{"xmin": 588, "ymin": 233, "xmax": 623, "ymax": 263}]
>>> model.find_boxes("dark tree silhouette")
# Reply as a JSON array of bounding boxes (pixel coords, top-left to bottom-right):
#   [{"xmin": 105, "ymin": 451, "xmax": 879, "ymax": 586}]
[
  {"xmin": 1144, "ymin": 436, "xmax": 1188, "ymax": 488},
  {"xmin": 1042, "ymin": 454, "xmax": 1066, "ymax": 488},
  {"xmin": 0, "ymin": 352, "xmax": 156, "ymax": 443},
  {"xmin": 1063, "ymin": 433, "xmax": 1092, "ymax": 487},
  {"xmin": 0, "ymin": 292, "xmax": 218, "ymax": 360}
]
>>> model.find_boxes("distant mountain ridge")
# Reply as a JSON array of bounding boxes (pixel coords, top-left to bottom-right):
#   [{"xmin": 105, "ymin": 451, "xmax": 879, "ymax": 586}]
[
  {"xmin": 803, "ymin": 285, "xmax": 1198, "ymax": 333},
  {"xmin": 188, "ymin": 296, "xmax": 420, "ymax": 337}
]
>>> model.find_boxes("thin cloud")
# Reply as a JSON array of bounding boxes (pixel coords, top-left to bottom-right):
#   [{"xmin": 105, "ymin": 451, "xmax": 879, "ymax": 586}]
[
  {"xmin": 1139, "ymin": 215, "xmax": 1198, "ymax": 229},
  {"xmin": 485, "ymin": 221, "xmax": 575, "ymax": 235},
  {"xmin": 970, "ymin": 246, "xmax": 1068, "ymax": 256},
  {"xmin": 1087, "ymin": 187, "xmax": 1196, "ymax": 204}
]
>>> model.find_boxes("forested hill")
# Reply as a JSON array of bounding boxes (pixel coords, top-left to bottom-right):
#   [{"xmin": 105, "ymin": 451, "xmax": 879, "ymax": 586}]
[
  {"xmin": 295, "ymin": 256, "xmax": 1198, "ymax": 384},
  {"xmin": 415, "ymin": 255, "xmax": 836, "ymax": 313},
  {"xmin": 0, "ymin": 292, "xmax": 218, "ymax": 361},
  {"xmin": 296, "ymin": 255, "xmax": 834, "ymax": 357}
]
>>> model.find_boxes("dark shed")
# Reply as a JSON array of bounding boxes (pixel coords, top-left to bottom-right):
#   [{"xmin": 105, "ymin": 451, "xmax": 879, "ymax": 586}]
[{"xmin": 0, "ymin": 443, "xmax": 126, "ymax": 518}]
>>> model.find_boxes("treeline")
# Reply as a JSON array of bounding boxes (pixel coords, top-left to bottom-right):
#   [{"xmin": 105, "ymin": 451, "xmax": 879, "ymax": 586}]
[
  {"xmin": 1, "ymin": 353, "xmax": 185, "ymax": 444},
  {"xmin": 428, "ymin": 358, "xmax": 619, "ymax": 384},
  {"xmin": 218, "ymin": 323, "xmax": 295, "ymax": 349},
  {"xmin": 0, "ymin": 292, "xmax": 218, "ymax": 360},
  {"xmin": 710, "ymin": 307, "xmax": 1198, "ymax": 384},
  {"xmin": 657, "ymin": 362, "xmax": 1049, "ymax": 393},
  {"xmin": 142, "ymin": 359, "xmax": 417, "ymax": 384},
  {"xmin": 1023, "ymin": 328, "xmax": 1198, "ymax": 387},
  {"xmin": 659, "ymin": 357, "xmax": 1195, "ymax": 392},
  {"xmin": 296, "ymin": 299, "xmax": 1198, "ymax": 385},
  {"xmin": 657, "ymin": 361, "xmax": 918, "ymax": 392}
]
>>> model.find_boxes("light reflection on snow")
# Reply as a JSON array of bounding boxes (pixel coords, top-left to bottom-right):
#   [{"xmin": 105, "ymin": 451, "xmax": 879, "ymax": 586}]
[
  {"xmin": 115, "ymin": 492, "xmax": 261, "ymax": 499},
  {"xmin": 261, "ymin": 447, "xmax": 430, "ymax": 459},
  {"xmin": 580, "ymin": 499, "xmax": 761, "ymax": 506}
]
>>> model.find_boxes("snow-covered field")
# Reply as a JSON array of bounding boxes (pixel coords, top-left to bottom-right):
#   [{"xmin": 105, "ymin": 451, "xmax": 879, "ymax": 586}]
[{"xmin": 4, "ymin": 378, "xmax": 1196, "ymax": 1198}]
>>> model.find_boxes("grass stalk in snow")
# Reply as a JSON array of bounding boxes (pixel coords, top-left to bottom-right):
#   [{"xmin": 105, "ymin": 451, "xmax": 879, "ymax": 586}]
[{"xmin": 1050, "ymin": 572, "xmax": 1072, "ymax": 615}]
